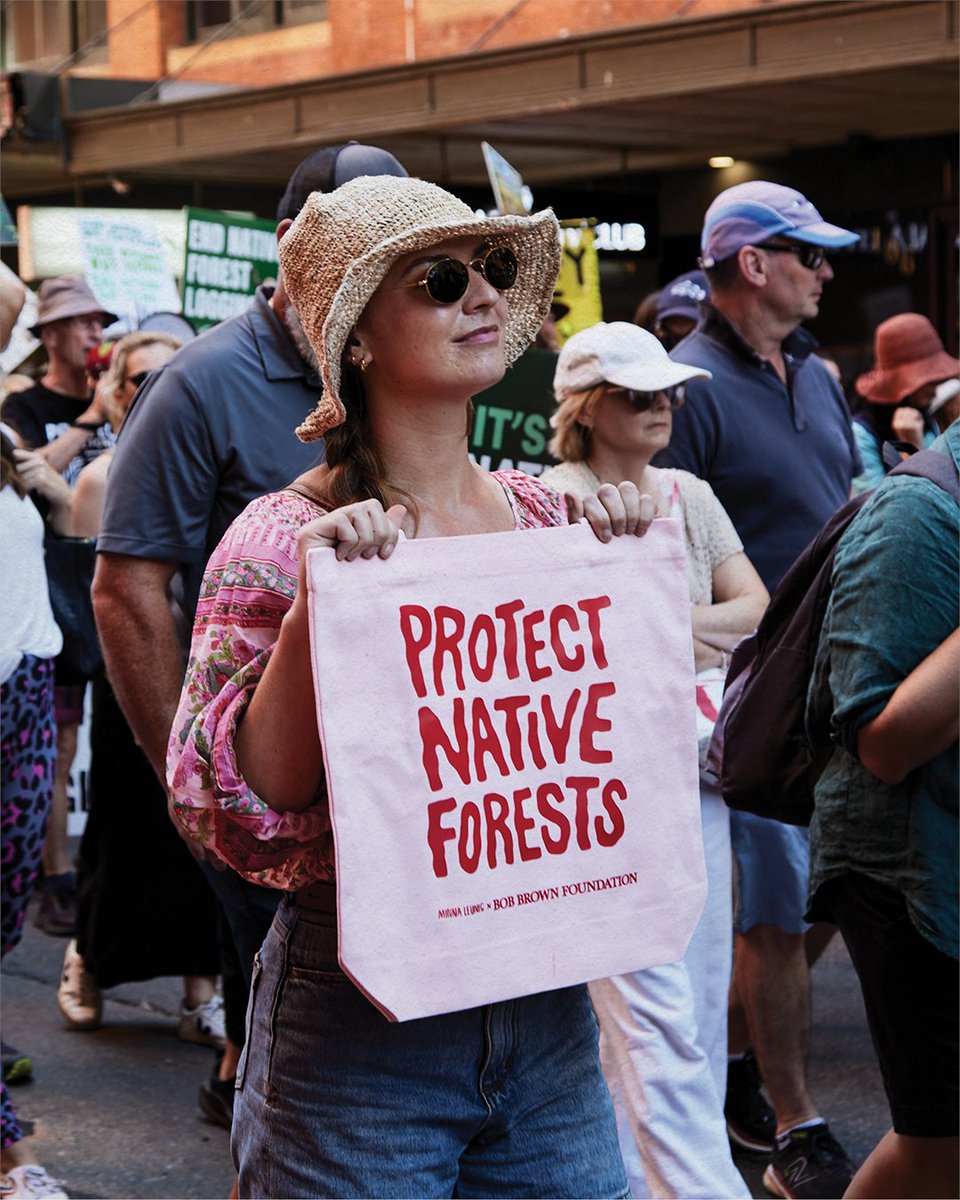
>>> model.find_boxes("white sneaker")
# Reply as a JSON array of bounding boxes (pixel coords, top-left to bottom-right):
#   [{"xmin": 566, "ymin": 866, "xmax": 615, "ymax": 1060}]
[
  {"xmin": 0, "ymin": 1164, "xmax": 69, "ymax": 1199},
  {"xmin": 57, "ymin": 939, "xmax": 102, "ymax": 1030},
  {"xmin": 178, "ymin": 991, "xmax": 225, "ymax": 1049}
]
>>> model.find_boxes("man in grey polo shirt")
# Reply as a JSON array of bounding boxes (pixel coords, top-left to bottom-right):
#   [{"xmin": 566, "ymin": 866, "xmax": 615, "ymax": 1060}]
[{"xmin": 90, "ymin": 142, "xmax": 408, "ymax": 1127}]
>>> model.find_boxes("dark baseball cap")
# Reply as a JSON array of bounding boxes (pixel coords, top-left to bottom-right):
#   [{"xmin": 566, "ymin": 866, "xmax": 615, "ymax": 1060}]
[
  {"xmin": 276, "ymin": 142, "xmax": 408, "ymax": 223},
  {"xmin": 656, "ymin": 270, "xmax": 709, "ymax": 324}
]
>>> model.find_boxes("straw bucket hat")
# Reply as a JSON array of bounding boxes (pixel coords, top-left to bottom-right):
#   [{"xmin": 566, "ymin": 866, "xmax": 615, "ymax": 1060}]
[
  {"xmin": 855, "ymin": 313, "xmax": 960, "ymax": 406},
  {"xmin": 279, "ymin": 175, "xmax": 562, "ymax": 442}
]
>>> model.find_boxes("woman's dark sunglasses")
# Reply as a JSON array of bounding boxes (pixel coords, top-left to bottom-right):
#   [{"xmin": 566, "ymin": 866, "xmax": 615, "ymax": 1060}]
[
  {"xmin": 125, "ymin": 370, "xmax": 151, "ymax": 390},
  {"xmin": 606, "ymin": 384, "xmax": 686, "ymax": 411},
  {"xmin": 758, "ymin": 242, "xmax": 826, "ymax": 271},
  {"xmin": 410, "ymin": 245, "xmax": 518, "ymax": 305}
]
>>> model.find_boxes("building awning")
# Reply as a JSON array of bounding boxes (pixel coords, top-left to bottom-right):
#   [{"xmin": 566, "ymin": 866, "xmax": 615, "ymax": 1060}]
[{"xmin": 5, "ymin": 0, "xmax": 958, "ymax": 197}]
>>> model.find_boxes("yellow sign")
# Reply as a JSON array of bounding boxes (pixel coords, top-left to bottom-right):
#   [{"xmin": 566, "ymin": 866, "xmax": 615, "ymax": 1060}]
[{"xmin": 553, "ymin": 222, "xmax": 602, "ymax": 344}]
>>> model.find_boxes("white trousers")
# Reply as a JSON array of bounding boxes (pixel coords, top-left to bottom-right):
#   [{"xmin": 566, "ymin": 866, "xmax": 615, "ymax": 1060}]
[{"xmin": 589, "ymin": 781, "xmax": 748, "ymax": 1199}]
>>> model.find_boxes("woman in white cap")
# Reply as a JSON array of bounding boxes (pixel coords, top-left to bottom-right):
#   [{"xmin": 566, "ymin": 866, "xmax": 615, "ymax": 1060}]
[
  {"xmin": 167, "ymin": 177, "xmax": 651, "ymax": 1198},
  {"xmin": 542, "ymin": 320, "xmax": 767, "ymax": 1200}
]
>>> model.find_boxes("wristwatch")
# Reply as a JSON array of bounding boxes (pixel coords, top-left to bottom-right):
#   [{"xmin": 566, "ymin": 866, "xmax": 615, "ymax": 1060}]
[{"xmin": 71, "ymin": 419, "xmax": 101, "ymax": 432}]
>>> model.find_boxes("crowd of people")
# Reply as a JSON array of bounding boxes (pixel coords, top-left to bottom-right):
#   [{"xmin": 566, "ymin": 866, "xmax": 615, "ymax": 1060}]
[{"xmin": 1, "ymin": 143, "xmax": 957, "ymax": 1200}]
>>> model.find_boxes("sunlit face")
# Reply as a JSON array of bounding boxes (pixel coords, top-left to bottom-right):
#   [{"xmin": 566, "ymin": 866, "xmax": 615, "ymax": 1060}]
[
  {"xmin": 756, "ymin": 239, "xmax": 834, "ymax": 324},
  {"xmin": 588, "ymin": 385, "xmax": 676, "ymax": 463},
  {"xmin": 352, "ymin": 235, "xmax": 511, "ymax": 408},
  {"xmin": 44, "ymin": 314, "xmax": 104, "ymax": 373}
]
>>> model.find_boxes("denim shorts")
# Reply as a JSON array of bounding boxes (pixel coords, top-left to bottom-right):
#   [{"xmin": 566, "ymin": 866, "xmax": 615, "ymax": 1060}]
[
  {"xmin": 730, "ymin": 810, "xmax": 812, "ymax": 935},
  {"xmin": 233, "ymin": 898, "xmax": 628, "ymax": 1199}
]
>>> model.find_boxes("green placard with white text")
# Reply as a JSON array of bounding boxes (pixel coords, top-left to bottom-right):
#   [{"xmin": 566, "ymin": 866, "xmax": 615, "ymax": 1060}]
[{"xmin": 182, "ymin": 207, "xmax": 279, "ymax": 332}]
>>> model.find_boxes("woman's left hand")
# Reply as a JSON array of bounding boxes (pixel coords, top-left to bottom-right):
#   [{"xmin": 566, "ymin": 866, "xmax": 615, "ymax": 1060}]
[
  {"xmin": 13, "ymin": 447, "xmax": 72, "ymax": 507},
  {"xmin": 565, "ymin": 481, "xmax": 657, "ymax": 542}
]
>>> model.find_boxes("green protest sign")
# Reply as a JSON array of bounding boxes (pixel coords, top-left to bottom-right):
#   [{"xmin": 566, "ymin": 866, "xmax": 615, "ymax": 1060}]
[
  {"xmin": 182, "ymin": 207, "xmax": 278, "ymax": 332},
  {"xmin": 470, "ymin": 348, "xmax": 559, "ymax": 476}
]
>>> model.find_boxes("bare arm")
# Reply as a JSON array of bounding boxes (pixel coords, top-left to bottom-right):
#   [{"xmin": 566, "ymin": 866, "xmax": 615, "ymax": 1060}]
[
  {"xmin": 92, "ymin": 552, "xmax": 183, "ymax": 782},
  {"xmin": 857, "ymin": 627, "xmax": 960, "ymax": 786},
  {"xmin": 235, "ymin": 590, "xmax": 326, "ymax": 812},
  {"xmin": 39, "ymin": 424, "xmax": 100, "ymax": 475},
  {"xmin": 12, "ymin": 447, "xmax": 72, "ymax": 535},
  {"xmin": 691, "ymin": 551, "xmax": 769, "ymax": 663},
  {"xmin": 38, "ymin": 383, "xmax": 109, "ymax": 475},
  {"xmin": 236, "ymin": 500, "xmax": 406, "ymax": 812},
  {"xmin": 70, "ymin": 457, "xmax": 109, "ymax": 538}
]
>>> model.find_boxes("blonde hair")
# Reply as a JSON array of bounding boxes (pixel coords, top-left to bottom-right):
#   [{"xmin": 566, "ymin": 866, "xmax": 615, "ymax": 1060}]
[
  {"xmin": 548, "ymin": 385, "xmax": 606, "ymax": 463},
  {"xmin": 99, "ymin": 332, "xmax": 180, "ymax": 431}
]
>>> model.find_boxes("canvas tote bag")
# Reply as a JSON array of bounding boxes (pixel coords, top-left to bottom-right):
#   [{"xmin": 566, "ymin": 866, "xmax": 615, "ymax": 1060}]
[{"xmin": 306, "ymin": 518, "xmax": 706, "ymax": 1021}]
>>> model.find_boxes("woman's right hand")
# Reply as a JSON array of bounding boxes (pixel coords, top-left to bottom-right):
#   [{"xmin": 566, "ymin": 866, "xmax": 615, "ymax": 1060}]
[{"xmin": 297, "ymin": 499, "xmax": 408, "ymax": 570}]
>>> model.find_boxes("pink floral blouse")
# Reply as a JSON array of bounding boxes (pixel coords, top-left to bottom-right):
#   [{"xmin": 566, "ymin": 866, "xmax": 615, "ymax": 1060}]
[{"xmin": 166, "ymin": 470, "xmax": 566, "ymax": 891}]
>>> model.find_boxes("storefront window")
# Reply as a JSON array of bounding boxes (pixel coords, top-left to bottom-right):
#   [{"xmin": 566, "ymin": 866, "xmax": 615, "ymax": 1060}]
[{"xmin": 186, "ymin": 0, "xmax": 327, "ymax": 42}]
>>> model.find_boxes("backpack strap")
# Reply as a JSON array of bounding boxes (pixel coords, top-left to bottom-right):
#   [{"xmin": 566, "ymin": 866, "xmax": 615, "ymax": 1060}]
[{"xmin": 887, "ymin": 446, "xmax": 960, "ymax": 505}]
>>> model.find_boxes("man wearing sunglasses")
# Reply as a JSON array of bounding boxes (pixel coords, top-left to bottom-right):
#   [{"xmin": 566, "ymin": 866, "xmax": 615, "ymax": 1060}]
[
  {"xmin": 91, "ymin": 141, "xmax": 409, "ymax": 1133},
  {"xmin": 654, "ymin": 181, "xmax": 862, "ymax": 1200}
]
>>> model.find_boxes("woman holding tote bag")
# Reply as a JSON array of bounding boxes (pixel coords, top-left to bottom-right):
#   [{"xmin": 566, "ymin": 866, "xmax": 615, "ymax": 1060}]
[{"xmin": 167, "ymin": 176, "xmax": 655, "ymax": 1199}]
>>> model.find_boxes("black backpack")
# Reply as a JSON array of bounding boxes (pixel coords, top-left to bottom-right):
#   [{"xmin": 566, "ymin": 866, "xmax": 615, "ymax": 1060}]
[{"xmin": 710, "ymin": 446, "xmax": 960, "ymax": 826}]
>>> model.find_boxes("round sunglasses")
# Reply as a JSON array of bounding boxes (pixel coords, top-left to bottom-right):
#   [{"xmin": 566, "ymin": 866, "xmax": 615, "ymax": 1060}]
[
  {"xmin": 605, "ymin": 384, "xmax": 686, "ymax": 411},
  {"xmin": 124, "ymin": 370, "xmax": 152, "ymax": 390},
  {"xmin": 409, "ymin": 245, "xmax": 518, "ymax": 305}
]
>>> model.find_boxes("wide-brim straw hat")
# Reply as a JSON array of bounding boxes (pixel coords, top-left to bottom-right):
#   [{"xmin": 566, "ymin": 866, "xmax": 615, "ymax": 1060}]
[
  {"xmin": 855, "ymin": 313, "xmax": 960, "ymax": 406},
  {"xmin": 279, "ymin": 175, "xmax": 562, "ymax": 442}
]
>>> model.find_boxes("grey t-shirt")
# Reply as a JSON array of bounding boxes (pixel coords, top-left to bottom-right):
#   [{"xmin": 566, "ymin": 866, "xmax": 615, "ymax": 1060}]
[{"xmin": 98, "ymin": 287, "xmax": 323, "ymax": 646}]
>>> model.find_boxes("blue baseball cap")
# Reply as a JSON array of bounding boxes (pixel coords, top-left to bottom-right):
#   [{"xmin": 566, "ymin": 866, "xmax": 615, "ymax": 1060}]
[{"xmin": 700, "ymin": 181, "xmax": 858, "ymax": 268}]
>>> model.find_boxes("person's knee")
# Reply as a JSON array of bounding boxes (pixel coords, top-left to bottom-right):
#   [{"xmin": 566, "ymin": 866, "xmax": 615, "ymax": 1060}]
[{"xmin": 738, "ymin": 923, "xmax": 806, "ymax": 959}]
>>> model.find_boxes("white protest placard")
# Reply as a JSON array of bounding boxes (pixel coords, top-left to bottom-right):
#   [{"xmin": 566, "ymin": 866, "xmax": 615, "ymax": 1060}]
[
  {"xmin": 77, "ymin": 213, "xmax": 182, "ymax": 328},
  {"xmin": 307, "ymin": 519, "xmax": 705, "ymax": 1021}
]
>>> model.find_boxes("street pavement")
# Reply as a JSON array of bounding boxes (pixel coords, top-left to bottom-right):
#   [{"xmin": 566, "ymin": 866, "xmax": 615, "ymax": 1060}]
[{"xmin": 3, "ymin": 882, "xmax": 888, "ymax": 1199}]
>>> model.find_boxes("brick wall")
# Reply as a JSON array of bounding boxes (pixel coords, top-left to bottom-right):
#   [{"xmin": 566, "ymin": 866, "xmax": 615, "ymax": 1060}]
[
  {"xmin": 105, "ymin": 0, "xmax": 183, "ymax": 79},
  {"xmin": 89, "ymin": 0, "xmax": 801, "ymax": 88}
]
